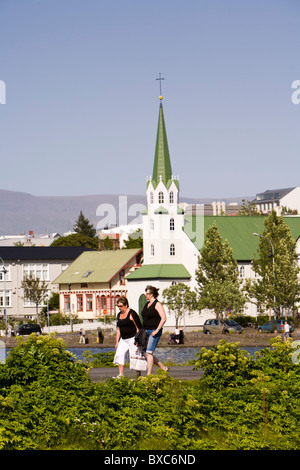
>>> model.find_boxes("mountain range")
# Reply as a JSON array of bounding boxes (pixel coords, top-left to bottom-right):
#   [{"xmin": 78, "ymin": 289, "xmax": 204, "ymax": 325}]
[{"xmin": 0, "ymin": 189, "xmax": 252, "ymax": 235}]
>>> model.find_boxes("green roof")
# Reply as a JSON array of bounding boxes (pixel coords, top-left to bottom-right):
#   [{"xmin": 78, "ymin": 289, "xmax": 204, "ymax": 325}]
[
  {"xmin": 154, "ymin": 205, "xmax": 169, "ymax": 214},
  {"xmin": 54, "ymin": 248, "xmax": 142, "ymax": 284},
  {"xmin": 126, "ymin": 264, "xmax": 191, "ymax": 281},
  {"xmin": 184, "ymin": 215, "xmax": 300, "ymax": 261}
]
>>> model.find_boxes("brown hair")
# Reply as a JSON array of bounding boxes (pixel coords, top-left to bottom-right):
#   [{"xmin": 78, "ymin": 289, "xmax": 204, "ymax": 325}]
[
  {"xmin": 145, "ymin": 285, "xmax": 160, "ymax": 299},
  {"xmin": 117, "ymin": 296, "xmax": 129, "ymax": 307}
]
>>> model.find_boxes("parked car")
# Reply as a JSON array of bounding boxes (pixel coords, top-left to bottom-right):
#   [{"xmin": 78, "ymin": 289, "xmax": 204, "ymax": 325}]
[
  {"xmin": 258, "ymin": 319, "xmax": 294, "ymax": 334},
  {"xmin": 15, "ymin": 323, "xmax": 42, "ymax": 336},
  {"xmin": 203, "ymin": 318, "xmax": 243, "ymax": 335}
]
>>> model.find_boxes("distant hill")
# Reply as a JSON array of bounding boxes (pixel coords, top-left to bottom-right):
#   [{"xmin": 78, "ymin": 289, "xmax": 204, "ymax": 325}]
[{"xmin": 0, "ymin": 189, "xmax": 252, "ymax": 235}]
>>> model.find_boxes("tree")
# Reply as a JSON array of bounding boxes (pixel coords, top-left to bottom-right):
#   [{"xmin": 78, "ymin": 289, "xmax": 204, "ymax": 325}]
[
  {"xmin": 162, "ymin": 283, "xmax": 197, "ymax": 328},
  {"xmin": 50, "ymin": 233, "xmax": 98, "ymax": 249},
  {"xmin": 195, "ymin": 223, "xmax": 246, "ymax": 321},
  {"xmin": 21, "ymin": 274, "xmax": 48, "ymax": 324},
  {"xmin": 123, "ymin": 229, "xmax": 143, "ymax": 249},
  {"xmin": 237, "ymin": 199, "xmax": 263, "ymax": 216},
  {"xmin": 74, "ymin": 211, "xmax": 96, "ymax": 238},
  {"xmin": 245, "ymin": 210, "xmax": 300, "ymax": 318}
]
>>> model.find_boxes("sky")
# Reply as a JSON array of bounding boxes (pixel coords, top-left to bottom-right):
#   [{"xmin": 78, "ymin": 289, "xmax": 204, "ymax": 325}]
[{"xmin": 1, "ymin": 0, "xmax": 300, "ymax": 201}]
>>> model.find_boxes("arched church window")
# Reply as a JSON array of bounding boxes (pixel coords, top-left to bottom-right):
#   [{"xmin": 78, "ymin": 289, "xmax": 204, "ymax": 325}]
[
  {"xmin": 169, "ymin": 191, "xmax": 174, "ymax": 203},
  {"xmin": 151, "ymin": 244, "xmax": 155, "ymax": 256},
  {"xmin": 239, "ymin": 266, "xmax": 245, "ymax": 278},
  {"xmin": 170, "ymin": 218, "xmax": 175, "ymax": 231},
  {"xmin": 158, "ymin": 191, "xmax": 164, "ymax": 204},
  {"xmin": 170, "ymin": 243, "xmax": 175, "ymax": 256}
]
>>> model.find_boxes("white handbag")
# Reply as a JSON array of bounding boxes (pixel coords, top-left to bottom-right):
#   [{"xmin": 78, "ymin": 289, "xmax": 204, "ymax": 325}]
[{"xmin": 130, "ymin": 347, "xmax": 147, "ymax": 371}]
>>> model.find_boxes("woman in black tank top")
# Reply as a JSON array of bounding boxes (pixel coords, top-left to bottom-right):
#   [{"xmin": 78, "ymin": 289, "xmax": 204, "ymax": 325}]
[
  {"xmin": 141, "ymin": 285, "xmax": 169, "ymax": 375},
  {"xmin": 114, "ymin": 296, "xmax": 142, "ymax": 378}
]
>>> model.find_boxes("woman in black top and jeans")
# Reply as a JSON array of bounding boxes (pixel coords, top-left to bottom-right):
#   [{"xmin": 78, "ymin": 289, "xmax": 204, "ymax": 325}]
[
  {"xmin": 141, "ymin": 285, "xmax": 169, "ymax": 375},
  {"xmin": 114, "ymin": 296, "xmax": 142, "ymax": 378}
]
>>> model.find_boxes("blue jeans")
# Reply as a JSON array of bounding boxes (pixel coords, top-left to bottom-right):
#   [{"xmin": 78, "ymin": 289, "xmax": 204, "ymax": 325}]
[{"xmin": 146, "ymin": 328, "xmax": 162, "ymax": 354}]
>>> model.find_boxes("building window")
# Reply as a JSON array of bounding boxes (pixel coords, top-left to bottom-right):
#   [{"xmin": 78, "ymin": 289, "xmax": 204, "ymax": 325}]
[
  {"xmin": 77, "ymin": 295, "xmax": 83, "ymax": 311},
  {"xmin": 151, "ymin": 244, "xmax": 155, "ymax": 256},
  {"xmin": 64, "ymin": 295, "xmax": 70, "ymax": 311},
  {"xmin": 169, "ymin": 191, "xmax": 174, "ymax": 203},
  {"xmin": 158, "ymin": 191, "xmax": 164, "ymax": 204},
  {"xmin": 119, "ymin": 269, "xmax": 125, "ymax": 285},
  {"xmin": 170, "ymin": 243, "xmax": 175, "ymax": 256},
  {"xmin": 239, "ymin": 266, "xmax": 245, "ymax": 278},
  {"xmin": 150, "ymin": 219, "xmax": 154, "ymax": 231},
  {"xmin": 0, "ymin": 291, "xmax": 11, "ymax": 308},
  {"xmin": 86, "ymin": 294, "xmax": 93, "ymax": 311},
  {"xmin": 170, "ymin": 218, "xmax": 175, "ymax": 231},
  {"xmin": 0, "ymin": 266, "xmax": 10, "ymax": 282},
  {"xmin": 23, "ymin": 264, "xmax": 49, "ymax": 281},
  {"xmin": 150, "ymin": 192, "xmax": 154, "ymax": 204},
  {"xmin": 101, "ymin": 295, "xmax": 106, "ymax": 310}
]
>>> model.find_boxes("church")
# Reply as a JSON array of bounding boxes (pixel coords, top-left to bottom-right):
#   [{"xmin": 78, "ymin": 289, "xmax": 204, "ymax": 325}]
[
  {"xmin": 126, "ymin": 93, "xmax": 300, "ymax": 329},
  {"xmin": 127, "ymin": 95, "xmax": 209, "ymax": 328}
]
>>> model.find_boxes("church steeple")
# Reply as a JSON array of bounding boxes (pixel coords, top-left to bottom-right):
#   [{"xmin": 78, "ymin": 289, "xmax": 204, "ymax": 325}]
[{"xmin": 151, "ymin": 100, "xmax": 173, "ymax": 189}]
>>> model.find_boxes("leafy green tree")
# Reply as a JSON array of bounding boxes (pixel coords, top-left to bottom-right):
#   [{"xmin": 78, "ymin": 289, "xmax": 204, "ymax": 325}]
[
  {"xmin": 50, "ymin": 233, "xmax": 98, "ymax": 249},
  {"xmin": 74, "ymin": 211, "xmax": 96, "ymax": 238},
  {"xmin": 162, "ymin": 282, "xmax": 197, "ymax": 328},
  {"xmin": 238, "ymin": 199, "xmax": 263, "ymax": 216},
  {"xmin": 245, "ymin": 210, "xmax": 300, "ymax": 318},
  {"xmin": 195, "ymin": 223, "xmax": 246, "ymax": 320},
  {"xmin": 21, "ymin": 274, "xmax": 48, "ymax": 324},
  {"xmin": 123, "ymin": 229, "xmax": 143, "ymax": 249}
]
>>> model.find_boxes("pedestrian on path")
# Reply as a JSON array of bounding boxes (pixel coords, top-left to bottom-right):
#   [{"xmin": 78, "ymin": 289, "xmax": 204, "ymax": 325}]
[
  {"xmin": 141, "ymin": 285, "xmax": 169, "ymax": 375},
  {"xmin": 79, "ymin": 328, "xmax": 85, "ymax": 344},
  {"xmin": 114, "ymin": 296, "xmax": 143, "ymax": 378}
]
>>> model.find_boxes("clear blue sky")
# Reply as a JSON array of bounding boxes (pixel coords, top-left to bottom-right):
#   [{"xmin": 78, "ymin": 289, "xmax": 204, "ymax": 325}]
[{"xmin": 1, "ymin": 0, "xmax": 300, "ymax": 200}]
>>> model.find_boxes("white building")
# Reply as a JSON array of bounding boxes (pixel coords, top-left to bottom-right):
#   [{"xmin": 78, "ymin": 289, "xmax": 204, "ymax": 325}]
[
  {"xmin": 0, "ymin": 246, "xmax": 91, "ymax": 321},
  {"xmin": 253, "ymin": 187, "xmax": 300, "ymax": 214}
]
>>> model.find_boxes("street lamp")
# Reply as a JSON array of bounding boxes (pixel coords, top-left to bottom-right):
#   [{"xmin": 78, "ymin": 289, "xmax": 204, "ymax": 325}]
[
  {"xmin": 68, "ymin": 271, "xmax": 79, "ymax": 332},
  {"xmin": 0, "ymin": 257, "xmax": 7, "ymax": 335},
  {"xmin": 253, "ymin": 233, "xmax": 276, "ymax": 319}
]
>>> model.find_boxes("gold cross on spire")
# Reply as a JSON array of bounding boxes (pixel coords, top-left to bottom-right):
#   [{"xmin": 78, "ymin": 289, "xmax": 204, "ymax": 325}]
[{"xmin": 156, "ymin": 73, "xmax": 164, "ymax": 100}]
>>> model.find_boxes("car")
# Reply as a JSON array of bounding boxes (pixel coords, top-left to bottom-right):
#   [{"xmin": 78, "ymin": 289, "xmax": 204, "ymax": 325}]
[
  {"xmin": 15, "ymin": 323, "xmax": 42, "ymax": 336},
  {"xmin": 203, "ymin": 318, "xmax": 243, "ymax": 335},
  {"xmin": 258, "ymin": 319, "xmax": 294, "ymax": 334}
]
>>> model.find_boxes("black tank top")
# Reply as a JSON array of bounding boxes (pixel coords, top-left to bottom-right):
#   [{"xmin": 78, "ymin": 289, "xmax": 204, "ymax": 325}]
[
  {"xmin": 141, "ymin": 299, "xmax": 161, "ymax": 329},
  {"xmin": 117, "ymin": 309, "xmax": 142, "ymax": 339}
]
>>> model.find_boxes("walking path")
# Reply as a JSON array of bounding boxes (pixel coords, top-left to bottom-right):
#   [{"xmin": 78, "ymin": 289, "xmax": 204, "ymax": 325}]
[{"xmin": 89, "ymin": 365, "xmax": 203, "ymax": 382}]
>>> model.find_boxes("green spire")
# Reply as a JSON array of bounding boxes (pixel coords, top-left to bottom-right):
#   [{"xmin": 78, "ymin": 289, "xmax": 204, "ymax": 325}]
[{"xmin": 151, "ymin": 102, "xmax": 173, "ymax": 189}]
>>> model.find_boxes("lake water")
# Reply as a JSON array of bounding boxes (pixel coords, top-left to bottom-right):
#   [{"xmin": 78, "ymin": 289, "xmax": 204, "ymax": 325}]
[{"xmin": 69, "ymin": 346, "xmax": 264, "ymax": 365}]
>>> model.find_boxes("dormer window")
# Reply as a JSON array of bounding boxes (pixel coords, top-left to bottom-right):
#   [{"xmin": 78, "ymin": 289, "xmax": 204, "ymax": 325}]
[
  {"xmin": 119, "ymin": 269, "xmax": 125, "ymax": 285},
  {"xmin": 169, "ymin": 191, "xmax": 174, "ymax": 203},
  {"xmin": 158, "ymin": 191, "xmax": 164, "ymax": 204}
]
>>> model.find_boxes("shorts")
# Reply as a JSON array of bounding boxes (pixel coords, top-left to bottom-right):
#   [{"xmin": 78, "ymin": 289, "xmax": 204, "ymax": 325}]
[
  {"xmin": 145, "ymin": 328, "xmax": 162, "ymax": 354},
  {"xmin": 114, "ymin": 336, "xmax": 138, "ymax": 366}
]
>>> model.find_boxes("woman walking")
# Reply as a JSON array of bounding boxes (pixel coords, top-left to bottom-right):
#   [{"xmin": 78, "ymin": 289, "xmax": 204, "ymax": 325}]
[
  {"xmin": 114, "ymin": 296, "xmax": 142, "ymax": 378},
  {"xmin": 141, "ymin": 285, "xmax": 169, "ymax": 375}
]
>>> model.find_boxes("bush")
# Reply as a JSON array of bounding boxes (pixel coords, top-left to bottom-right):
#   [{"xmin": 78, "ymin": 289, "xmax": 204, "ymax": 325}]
[{"xmin": 0, "ymin": 335, "xmax": 299, "ymax": 450}]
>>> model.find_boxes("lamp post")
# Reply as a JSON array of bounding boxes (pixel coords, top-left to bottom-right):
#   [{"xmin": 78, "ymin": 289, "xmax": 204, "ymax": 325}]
[
  {"xmin": 68, "ymin": 272, "xmax": 79, "ymax": 332},
  {"xmin": 0, "ymin": 257, "xmax": 7, "ymax": 335},
  {"xmin": 253, "ymin": 233, "xmax": 276, "ymax": 319}
]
